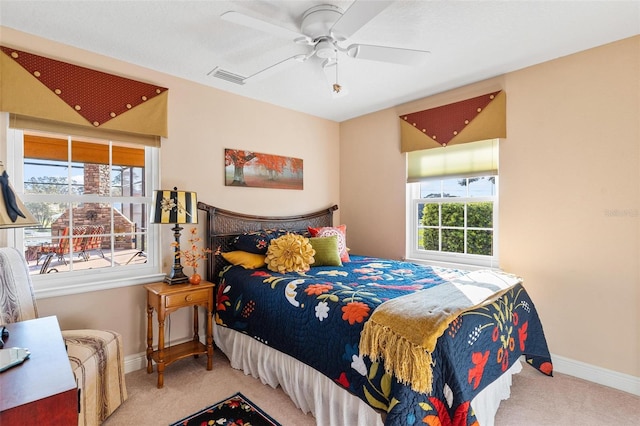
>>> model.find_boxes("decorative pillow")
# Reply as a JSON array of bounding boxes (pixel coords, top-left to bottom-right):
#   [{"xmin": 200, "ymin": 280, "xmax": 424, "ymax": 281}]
[
  {"xmin": 221, "ymin": 251, "xmax": 266, "ymax": 269},
  {"xmin": 308, "ymin": 225, "xmax": 350, "ymax": 262},
  {"xmin": 308, "ymin": 236, "xmax": 342, "ymax": 267},
  {"xmin": 265, "ymin": 233, "xmax": 315, "ymax": 273},
  {"xmin": 232, "ymin": 229, "xmax": 287, "ymax": 254}
]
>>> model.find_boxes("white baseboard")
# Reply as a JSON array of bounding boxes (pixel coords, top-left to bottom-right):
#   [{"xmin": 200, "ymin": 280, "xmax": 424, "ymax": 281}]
[
  {"xmin": 551, "ymin": 353, "xmax": 640, "ymax": 396},
  {"xmin": 123, "ymin": 350, "xmax": 640, "ymax": 397},
  {"xmin": 124, "ymin": 351, "xmax": 148, "ymax": 374}
]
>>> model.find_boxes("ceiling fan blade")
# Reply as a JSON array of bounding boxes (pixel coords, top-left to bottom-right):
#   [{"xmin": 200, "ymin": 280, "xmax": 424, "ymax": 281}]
[
  {"xmin": 330, "ymin": 0, "xmax": 394, "ymax": 40},
  {"xmin": 221, "ymin": 11, "xmax": 309, "ymax": 42},
  {"xmin": 348, "ymin": 44, "xmax": 430, "ymax": 66},
  {"xmin": 244, "ymin": 54, "xmax": 307, "ymax": 83}
]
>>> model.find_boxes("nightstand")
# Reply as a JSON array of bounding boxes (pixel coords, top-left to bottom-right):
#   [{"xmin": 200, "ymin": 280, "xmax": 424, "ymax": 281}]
[{"xmin": 144, "ymin": 281, "xmax": 215, "ymax": 388}]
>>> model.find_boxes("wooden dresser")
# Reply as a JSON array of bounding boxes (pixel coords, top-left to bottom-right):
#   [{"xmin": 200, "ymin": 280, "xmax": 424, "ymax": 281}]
[{"xmin": 0, "ymin": 316, "xmax": 78, "ymax": 424}]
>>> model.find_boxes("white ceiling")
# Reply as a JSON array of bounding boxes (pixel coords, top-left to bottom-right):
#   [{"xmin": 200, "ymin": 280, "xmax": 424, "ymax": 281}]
[{"xmin": 1, "ymin": 1, "xmax": 639, "ymax": 122}]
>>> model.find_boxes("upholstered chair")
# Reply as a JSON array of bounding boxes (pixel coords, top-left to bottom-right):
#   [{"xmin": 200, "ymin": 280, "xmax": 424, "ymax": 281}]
[{"xmin": 0, "ymin": 247, "xmax": 127, "ymax": 425}]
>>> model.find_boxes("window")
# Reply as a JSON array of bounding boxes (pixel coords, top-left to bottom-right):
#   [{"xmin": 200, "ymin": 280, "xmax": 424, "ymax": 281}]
[
  {"xmin": 408, "ymin": 177, "xmax": 497, "ymax": 267},
  {"xmin": 5, "ymin": 127, "xmax": 162, "ymax": 296},
  {"xmin": 406, "ymin": 139, "xmax": 499, "ymax": 268}
]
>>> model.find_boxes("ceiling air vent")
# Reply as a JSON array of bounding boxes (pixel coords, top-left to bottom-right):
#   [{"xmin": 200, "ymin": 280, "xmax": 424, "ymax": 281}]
[{"xmin": 207, "ymin": 67, "xmax": 246, "ymax": 85}]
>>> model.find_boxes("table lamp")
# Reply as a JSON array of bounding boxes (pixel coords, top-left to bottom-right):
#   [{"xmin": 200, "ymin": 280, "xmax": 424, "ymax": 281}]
[{"xmin": 151, "ymin": 187, "xmax": 198, "ymax": 284}]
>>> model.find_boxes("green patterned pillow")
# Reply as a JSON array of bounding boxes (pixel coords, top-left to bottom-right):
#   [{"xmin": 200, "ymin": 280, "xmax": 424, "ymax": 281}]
[{"xmin": 309, "ymin": 236, "xmax": 342, "ymax": 267}]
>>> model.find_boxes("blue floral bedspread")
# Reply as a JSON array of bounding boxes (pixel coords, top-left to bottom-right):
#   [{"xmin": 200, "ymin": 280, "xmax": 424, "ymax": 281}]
[{"xmin": 215, "ymin": 255, "xmax": 553, "ymax": 425}]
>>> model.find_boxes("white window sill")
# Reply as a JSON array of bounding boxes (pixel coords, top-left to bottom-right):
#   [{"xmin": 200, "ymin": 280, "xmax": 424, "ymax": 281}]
[
  {"xmin": 403, "ymin": 256, "xmax": 501, "ymax": 272},
  {"xmin": 33, "ymin": 272, "xmax": 166, "ymax": 299}
]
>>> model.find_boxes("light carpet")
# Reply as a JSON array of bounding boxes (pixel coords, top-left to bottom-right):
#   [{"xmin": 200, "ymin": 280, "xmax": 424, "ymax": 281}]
[{"xmin": 103, "ymin": 350, "xmax": 640, "ymax": 426}]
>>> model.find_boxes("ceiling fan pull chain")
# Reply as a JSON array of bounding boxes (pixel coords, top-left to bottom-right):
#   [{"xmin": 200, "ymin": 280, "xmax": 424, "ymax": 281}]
[{"xmin": 333, "ymin": 53, "xmax": 342, "ymax": 94}]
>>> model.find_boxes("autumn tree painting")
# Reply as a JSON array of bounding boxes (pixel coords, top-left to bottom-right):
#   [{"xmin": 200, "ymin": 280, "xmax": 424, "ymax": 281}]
[
  {"xmin": 225, "ymin": 149, "xmax": 303, "ymax": 190},
  {"xmin": 225, "ymin": 150, "xmax": 256, "ymax": 186}
]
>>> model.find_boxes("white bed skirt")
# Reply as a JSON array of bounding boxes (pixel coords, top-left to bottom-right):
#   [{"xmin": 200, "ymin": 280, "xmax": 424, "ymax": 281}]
[{"xmin": 214, "ymin": 324, "xmax": 522, "ymax": 426}]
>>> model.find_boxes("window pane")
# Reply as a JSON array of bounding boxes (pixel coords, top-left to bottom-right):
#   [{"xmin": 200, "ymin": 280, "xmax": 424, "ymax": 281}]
[
  {"xmin": 24, "ymin": 160, "xmax": 73, "ymax": 194},
  {"xmin": 23, "ymin": 214, "xmax": 55, "ymax": 266},
  {"xmin": 74, "ymin": 202, "xmax": 108, "ymax": 226},
  {"xmin": 442, "ymin": 178, "xmax": 467, "ymax": 198},
  {"xmin": 115, "ymin": 202, "xmax": 147, "ymax": 236},
  {"xmin": 82, "ymin": 163, "xmax": 111, "ymax": 197},
  {"xmin": 111, "ymin": 166, "xmax": 145, "ymax": 197},
  {"xmin": 79, "ymin": 224, "xmax": 108, "ymax": 262},
  {"xmin": 114, "ymin": 216, "xmax": 135, "ymax": 246},
  {"xmin": 420, "ymin": 181, "xmax": 441, "ymax": 198},
  {"xmin": 113, "ymin": 202, "xmax": 147, "ymax": 265},
  {"xmin": 441, "ymin": 229, "xmax": 464, "ymax": 253},
  {"xmin": 420, "ymin": 228, "xmax": 439, "ymax": 251},
  {"xmin": 468, "ymin": 230, "xmax": 493, "ymax": 255},
  {"xmin": 419, "ymin": 203, "xmax": 439, "ymax": 226},
  {"xmin": 442, "ymin": 203, "xmax": 464, "ymax": 227},
  {"xmin": 468, "ymin": 177, "xmax": 496, "ymax": 197},
  {"xmin": 23, "ymin": 200, "xmax": 61, "ymax": 230},
  {"xmin": 112, "ymin": 167, "xmax": 124, "ymax": 197},
  {"xmin": 468, "ymin": 202, "xmax": 493, "ymax": 228},
  {"xmin": 131, "ymin": 167, "xmax": 144, "ymax": 196}
]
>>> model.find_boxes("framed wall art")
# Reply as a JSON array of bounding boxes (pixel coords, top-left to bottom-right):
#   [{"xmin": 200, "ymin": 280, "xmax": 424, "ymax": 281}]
[{"xmin": 224, "ymin": 149, "xmax": 303, "ymax": 190}]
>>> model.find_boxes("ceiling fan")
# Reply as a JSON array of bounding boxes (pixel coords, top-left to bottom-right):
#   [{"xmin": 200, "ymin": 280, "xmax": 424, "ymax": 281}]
[{"xmin": 214, "ymin": 1, "xmax": 430, "ymax": 95}]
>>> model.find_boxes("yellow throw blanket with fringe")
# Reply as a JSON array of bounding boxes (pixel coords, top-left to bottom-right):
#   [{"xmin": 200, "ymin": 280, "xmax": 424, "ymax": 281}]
[{"xmin": 359, "ymin": 269, "xmax": 521, "ymax": 394}]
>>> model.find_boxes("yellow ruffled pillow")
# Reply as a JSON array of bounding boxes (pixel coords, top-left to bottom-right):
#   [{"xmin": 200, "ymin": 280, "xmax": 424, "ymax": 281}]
[{"xmin": 266, "ymin": 233, "xmax": 316, "ymax": 273}]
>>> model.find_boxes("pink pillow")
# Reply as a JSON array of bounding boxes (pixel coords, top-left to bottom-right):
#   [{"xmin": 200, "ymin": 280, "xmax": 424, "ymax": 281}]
[{"xmin": 308, "ymin": 225, "xmax": 350, "ymax": 262}]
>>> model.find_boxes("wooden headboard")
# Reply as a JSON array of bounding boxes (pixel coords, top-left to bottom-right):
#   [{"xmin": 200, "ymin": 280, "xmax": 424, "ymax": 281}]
[{"xmin": 197, "ymin": 202, "xmax": 338, "ymax": 283}]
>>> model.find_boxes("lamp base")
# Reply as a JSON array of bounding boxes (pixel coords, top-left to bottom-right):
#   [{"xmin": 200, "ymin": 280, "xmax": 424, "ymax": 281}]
[
  {"xmin": 164, "ymin": 262, "xmax": 189, "ymax": 284},
  {"xmin": 164, "ymin": 223, "xmax": 190, "ymax": 285},
  {"xmin": 163, "ymin": 273, "xmax": 189, "ymax": 285}
]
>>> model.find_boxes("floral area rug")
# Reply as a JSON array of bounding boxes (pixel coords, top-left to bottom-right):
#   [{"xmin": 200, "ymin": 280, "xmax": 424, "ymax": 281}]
[{"xmin": 169, "ymin": 392, "xmax": 282, "ymax": 426}]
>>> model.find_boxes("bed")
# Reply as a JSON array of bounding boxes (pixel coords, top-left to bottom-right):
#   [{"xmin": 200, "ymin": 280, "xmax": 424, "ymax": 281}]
[{"xmin": 197, "ymin": 202, "xmax": 553, "ymax": 426}]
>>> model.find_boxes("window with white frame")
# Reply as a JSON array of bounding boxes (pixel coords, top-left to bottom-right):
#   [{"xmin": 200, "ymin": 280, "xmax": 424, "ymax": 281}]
[
  {"xmin": 406, "ymin": 139, "xmax": 499, "ymax": 267},
  {"xmin": 5, "ymin": 127, "xmax": 161, "ymax": 296}
]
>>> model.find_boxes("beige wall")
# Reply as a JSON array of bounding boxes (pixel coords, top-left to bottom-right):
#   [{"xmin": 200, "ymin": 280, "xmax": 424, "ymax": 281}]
[
  {"xmin": 1, "ymin": 27, "xmax": 638, "ymax": 380},
  {"xmin": 340, "ymin": 36, "xmax": 640, "ymax": 378},
  {"xmin": 0, "ymin": 27, "xmax": 340, "ymax": 357}
]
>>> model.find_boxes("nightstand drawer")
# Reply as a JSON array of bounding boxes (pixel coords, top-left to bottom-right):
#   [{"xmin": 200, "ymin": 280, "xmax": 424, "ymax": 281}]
[{"xmin": 165, "ymin": 288, "xmax": 210, "ymax": 308}]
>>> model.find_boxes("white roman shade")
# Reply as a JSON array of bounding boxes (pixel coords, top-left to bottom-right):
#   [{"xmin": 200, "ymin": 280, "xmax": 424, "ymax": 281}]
[{"xmin": 407, "ymin": 139, "xmax": 498, "ymax": 182}]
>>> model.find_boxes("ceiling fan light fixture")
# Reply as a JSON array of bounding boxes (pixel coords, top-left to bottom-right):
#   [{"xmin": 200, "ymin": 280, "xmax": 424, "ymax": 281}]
[{"xmin": 315, "ymin": 39, "xmax": 337, "ymax": 59}]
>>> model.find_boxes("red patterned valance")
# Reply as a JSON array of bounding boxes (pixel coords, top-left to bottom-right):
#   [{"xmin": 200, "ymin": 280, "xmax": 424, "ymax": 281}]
[
  {"xmin": 1, "ymin": 45, "xmax": 168, "ymax": 139},
  {"xmin": 400, "ymin": 91, "xmax": 506, "ymax": 152}
]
